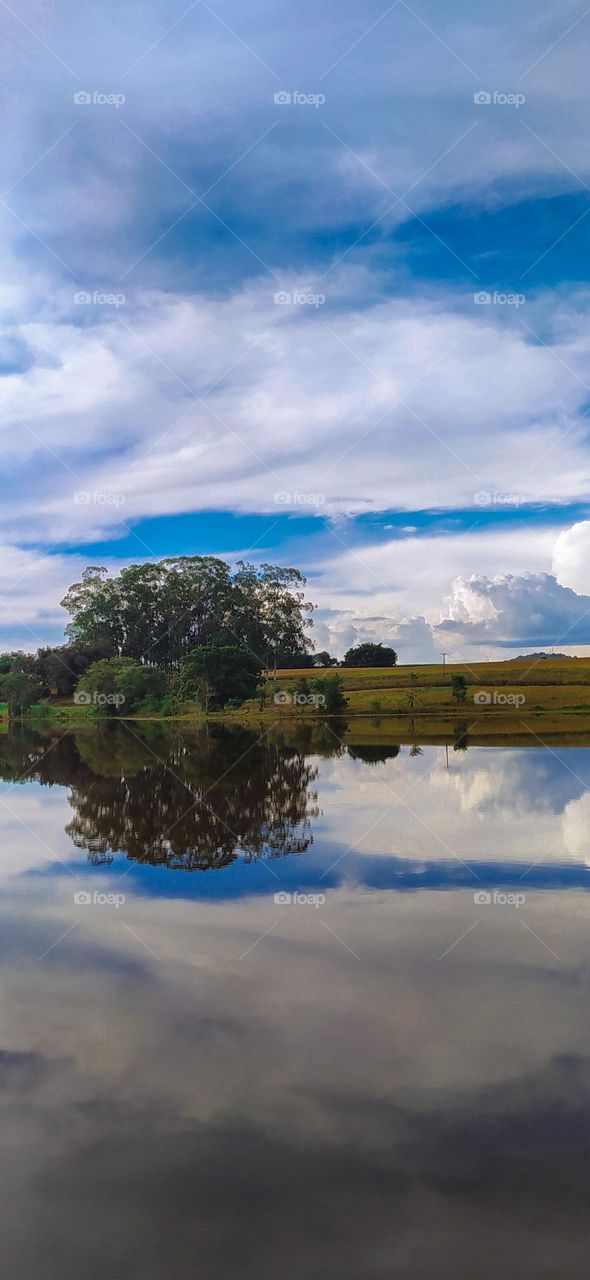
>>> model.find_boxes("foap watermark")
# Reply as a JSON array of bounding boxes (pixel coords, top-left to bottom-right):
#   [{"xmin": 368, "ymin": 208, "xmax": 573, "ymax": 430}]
[
  {"xmin": 273, "ymin": 90, "xmax": 325, "ymax": 108},
  {"xmin": 474, "ymin": 890, "xmax": 526, "ymax": 908},
  {"xmin": 274, "ymin": 690, "xmax": 326, "ymax": 707},
  {"xmin": 74, "ymin": 690, "xmax": 126, "ymax": 709},
  {"xmin": 274, "ymin": 490, "xmax": 325, "ymax": 507},
  {"xmin": 473, "ymin": 90, "xmax": 525, "ymax": 108},
  {"xmin": 474, "ymin": 290, "xmax": 525, "ymax": 308},
  {"xmin": 74, "ymin": 290, "xmax": 126, "ymax": 308},
  {"xmin": 474, "ymin": 490, "xmax": 526, "ymax": 507},
  {"xmin": 473, "ymin": 690, "xmax": 526, "ymax": 708},
  {"xmin": 73, "ymin": 90, "xmax": 126, "ymax": 108},
  {"xmin": 273, "ymin": 290, "xmax": 325, "ymax": 308},
  {"xmin": 74, "ymin": 491, "xmax": 126, "ymax": 507},
  {"xmin": 74, "ymin": 890, "xmax": 126, "ymax": 908},
  {"xmin": 273, "ymin": 890, "xmax": 326, "ymax": 907}
]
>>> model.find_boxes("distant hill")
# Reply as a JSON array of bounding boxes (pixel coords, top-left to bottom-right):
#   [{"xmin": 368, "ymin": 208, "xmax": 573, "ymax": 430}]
[{"xmin": 508, "ymin": 652, "xmax": 571, "ymax": 661}]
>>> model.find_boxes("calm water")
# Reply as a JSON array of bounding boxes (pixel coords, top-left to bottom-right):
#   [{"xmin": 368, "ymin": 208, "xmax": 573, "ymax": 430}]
[{"xmin": 1, "ymin": 720, "xmax": 590, "ymax": 1277}]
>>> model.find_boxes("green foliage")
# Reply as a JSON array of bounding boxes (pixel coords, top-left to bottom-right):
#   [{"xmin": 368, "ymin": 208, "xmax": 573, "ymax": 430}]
[
  {"xmin": 0, "ymin": 672, "xmax": 41, "ymax": 717},
  {"xmin": 451, "ymin": 673, "xmax": 468, "ymax": 702},
  {"xmin": 342, "ymin": 642, "xmax": 398, "ymax": 668},
  {"xmin": 313, "ymin": 674, "xmax": 348, "ymax": 713},
  {"xmin": 115, "ymin": 663, "xmax": 167, "ymax": 713},
  {"xmin": 312, "ymin": 650, "xmax": 338, "ymax": 667},
  {"xmin": 61, "ymin": 557, "xmax": 314, "ymax": 671},
  {"xmin": 34, "ymin": 639, "xmax": 114, "ymax": 696},
  {"xmin": 178, "ymin": 645, "xmax": 263, "ymax": 710},
  {"xmin": 0, "ymin": 652, "xmax": 34, "ymax": 677},
  {"xmin": 76, "ymin": 657, "xmax": 166, "ymax": 715}
]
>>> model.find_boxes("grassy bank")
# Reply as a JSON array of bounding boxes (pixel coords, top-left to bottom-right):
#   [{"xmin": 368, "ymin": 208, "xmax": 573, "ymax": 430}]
[
  {"xmin": 16, "ymin": 657, "xmax": 590, "ymax": 732},
  {"xmin": 14, "ymin": 655, "xmax": 590, "ymax": 737}
]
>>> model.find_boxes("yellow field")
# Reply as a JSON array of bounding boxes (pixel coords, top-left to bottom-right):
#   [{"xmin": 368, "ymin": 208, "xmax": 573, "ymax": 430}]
[{"xmin": 265, "ymin": 658, "xmax": 590, "ymax": 718}]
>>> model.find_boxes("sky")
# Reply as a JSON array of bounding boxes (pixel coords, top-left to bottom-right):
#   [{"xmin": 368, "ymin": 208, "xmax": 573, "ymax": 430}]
[{"xmin": 2, "ymin": 0, "xmax": 590, "ymax": 658}]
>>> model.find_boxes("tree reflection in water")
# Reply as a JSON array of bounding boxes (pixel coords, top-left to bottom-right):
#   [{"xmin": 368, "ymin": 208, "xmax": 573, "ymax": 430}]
[{"xmin": 0, "ymin": 724, "xmax": 320, "ymax": 872}]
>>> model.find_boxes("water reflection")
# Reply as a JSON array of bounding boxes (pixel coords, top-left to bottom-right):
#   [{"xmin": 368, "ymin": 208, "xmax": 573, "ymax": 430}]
[
  {"xmin": 0, "ymin": 725, "xmax": 320, "ymax": 871},
  {"xmin": 0, "ymin": 722, "xmax": 589, "ymax": 878},
  {"xmin": 0, "ymin": 722, "xmax": 589, "ymax": 1275}
]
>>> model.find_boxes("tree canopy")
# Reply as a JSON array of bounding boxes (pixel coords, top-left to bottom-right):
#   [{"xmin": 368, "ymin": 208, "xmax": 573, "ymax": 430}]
[
  {"xmin": 342, "ymin": 642, "xmax": 398, "ymax": 667},
  {"xmin": 60, "ymin": 557, "xmax": 314, "ymax": 670}
]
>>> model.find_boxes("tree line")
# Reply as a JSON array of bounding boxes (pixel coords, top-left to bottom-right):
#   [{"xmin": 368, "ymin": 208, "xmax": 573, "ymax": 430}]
[{"xmin": 0, "ymin": 556, "xmax": 397, "ymax": 716}]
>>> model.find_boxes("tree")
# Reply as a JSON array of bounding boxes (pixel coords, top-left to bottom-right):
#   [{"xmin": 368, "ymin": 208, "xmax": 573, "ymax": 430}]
[
  {"xmin": 451, "ymin": 674, "xmax": 468, "ymax": 702},
  {"xmin": 342, "ymin": 642, "xmax": 397, "ymax": 668},
  {"xmin": 61, "ymin": 557, "xmax": 315, "ymax": 672},
  {"xmin": 228, "ymin": 561, "xmax": 314, "ymax": 666},
  {"xmin": 0, "ymin": 652, "xmax": 32, "ymax": 677},
  {"xmin": 313, "ymin": 674, "xmax": 348, "ymax": 713},
  {"xmin": 178, "ymin": 645, "xmax": 263, "ymax": 710},
  {"xmin": 313, "ymin": 650, "xmax": 338, "ymax": 667},
  {"xmin": 116, "ymin": 663, "xmax": 167, "ymax": 713},
  {"xmin": 0, "ymin": 672, "xmax": 40, "ymax": 718},
  {"xmin": 34, "ymin": 640, "xmax": 114, "ymax": 696},
  {"xmin": 76, "ymin": 657, "xmax": 166, "ymax": 714}
]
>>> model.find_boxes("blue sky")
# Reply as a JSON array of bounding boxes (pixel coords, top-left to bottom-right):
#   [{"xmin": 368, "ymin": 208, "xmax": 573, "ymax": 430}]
[{"xmin": 2, "ymin": 0, "xmax": 590, "ymax": 656}]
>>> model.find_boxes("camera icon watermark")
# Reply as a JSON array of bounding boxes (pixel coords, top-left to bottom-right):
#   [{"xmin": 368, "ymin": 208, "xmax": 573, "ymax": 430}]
[
  {"xmin": 273, "ymin": 290, "xmax": 326, "ymax": 308},
  {"xmin": 74, "ymin": 690, "xmax": 126, "ymax": 708},
  {"xmin": 73, "ymin": 890, "xmax": 125, "ymax": 911},
  {"xmin": 74, "ymin": 491, "xmax": 126, "ymax": 507},
  {"xmin": 74, "ymin": 290, "xmax": 126, "ymax": 308},
  {"xmin": 273, "ymin": 490, "xmax": 326, "ymax": 507},
  {"xmin": 273, "ymin": 90, "xmax": 325, "ymax": 108},
  {"xmin": 73, "ymin": 90, "xmax": 126, "ymax": 108},
  {"xmin": 273, "ymin": 690, "xmax": 326, "ymax": 707},
  {"xmin": 473, "ymin": 90, "xmax": 525, "ymax": 108},
  {"xmin": 473, "ymin": 689, "xmax": 526, "ymax": 707},
  {"xmin": 273, "ymin": 890, "xmax": 326, "ymax": 907},
  {"xmin": 74, "ymin": 889, "xmax": 126, "ymax": 907},
  {"xmin": 474, "ymin": 291, "xmax": 525, "ymax": 308},
  {"xmin": 474, "ymin": 890, "xmax": 526, "ymax": 908},
  {"xmin": 474, "ymin": 490, "xmax": 526, "ymax": 507}
]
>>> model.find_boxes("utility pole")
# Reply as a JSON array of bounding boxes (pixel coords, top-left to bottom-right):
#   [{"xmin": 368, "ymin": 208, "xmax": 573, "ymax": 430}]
[{"xmin": 441, "ymin": 652, "xmax": 447, "ymax": 672}]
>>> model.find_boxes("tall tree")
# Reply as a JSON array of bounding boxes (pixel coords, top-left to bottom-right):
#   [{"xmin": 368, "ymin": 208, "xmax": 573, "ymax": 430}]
[{"xmin": 61, "ymin": 557, "xmax": 314, "ymax": 671}]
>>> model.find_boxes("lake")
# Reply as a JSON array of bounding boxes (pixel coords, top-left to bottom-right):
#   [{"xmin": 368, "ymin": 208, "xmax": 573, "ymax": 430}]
[{"xmin": 1, "ymin": 719, "xmax": 589, "ymax": 1277}]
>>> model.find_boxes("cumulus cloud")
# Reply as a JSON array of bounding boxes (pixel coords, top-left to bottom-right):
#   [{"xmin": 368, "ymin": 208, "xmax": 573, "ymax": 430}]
[
  {"xmin": 553, "ymin": 521, "xmax": 590, "ymax": 595},
  {"xmin": 437, "ymin": 572, "xmax": 590, "ymax": 647},
  {"xmin": 313, "ymin": 612, "xmax": 439, "ymax": 661}
]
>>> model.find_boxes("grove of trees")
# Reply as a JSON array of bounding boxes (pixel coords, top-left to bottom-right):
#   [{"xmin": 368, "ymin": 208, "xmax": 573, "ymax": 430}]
[
  {"xmin": 0, "ymin": 556, "xmax": 402, "ymax": 716},
  {"xmin": 60, "ymin": 558, "xmax": 314, "ymax": 670}
]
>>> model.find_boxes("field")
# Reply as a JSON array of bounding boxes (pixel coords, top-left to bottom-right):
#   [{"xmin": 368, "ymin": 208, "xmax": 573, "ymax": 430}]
[{"xmin": 264, "ymin": 657, "xmax": 590, "ymax": 719}]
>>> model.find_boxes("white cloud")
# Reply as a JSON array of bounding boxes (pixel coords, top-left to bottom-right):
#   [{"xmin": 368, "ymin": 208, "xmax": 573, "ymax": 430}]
[
  {"xmin": 0, "ymin": 279, "xmax": 589, "ymax": 550},
  {"xmin": 553, "ymin": 521, "xmax": 590, "ymax": 595}
]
